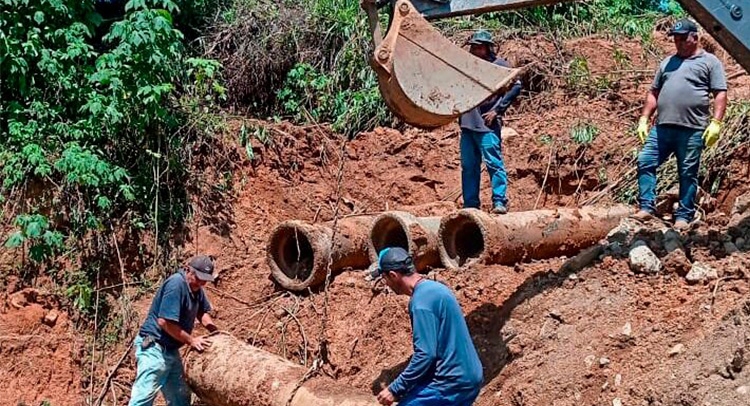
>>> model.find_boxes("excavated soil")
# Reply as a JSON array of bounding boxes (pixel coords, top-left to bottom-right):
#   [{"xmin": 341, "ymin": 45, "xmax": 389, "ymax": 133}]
[
  {"xmin": 0, "ymin": 288, "xmax": 84, "ymax": 405},
  {"xmin": 1, "ymin": 32, "xmax": 749, "ymax": 406}
]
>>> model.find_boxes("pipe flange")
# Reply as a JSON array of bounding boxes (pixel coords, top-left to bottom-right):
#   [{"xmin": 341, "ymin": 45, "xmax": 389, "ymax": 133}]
[
  {"xmin": 398, "ymin": 1, "xmax": 410, "ymax": 15},
  {"xmin": 377, "ymin": 49, "xmax": 390, "ymax": 62},
  {"xmin": 730, "ymin": 4, "xmax": 742, "ymax": 20}
]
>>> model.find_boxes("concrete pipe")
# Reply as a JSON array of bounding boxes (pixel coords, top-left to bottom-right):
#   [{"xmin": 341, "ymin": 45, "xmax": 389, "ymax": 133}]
[
  {"xmin": 184, "ymin": 334, "xmax": 380, "ymax": 406},
  {"xmin": 267, "ymin": 216, "xmax": 373, "ymax": 291},
  {"xmin": 438, "ymin": 204, "xmax": 633, "ymax": 269},
  {"xmin": 369, "ymin": 211, "xmax": 443, "ymax": 271}
]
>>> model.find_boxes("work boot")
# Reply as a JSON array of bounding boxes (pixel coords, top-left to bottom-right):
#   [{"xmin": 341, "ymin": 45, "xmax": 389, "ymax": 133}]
[
  {"xmin": 491, "ymin": 204, "xmax": 508, "ymax": 215},
  {"xmin": 673, "ymin": 219, "xmax": 690, "ymax": 231},
  {"xmin": 630, "ymin": 210, "xmax": 655, "ymax": 221}
]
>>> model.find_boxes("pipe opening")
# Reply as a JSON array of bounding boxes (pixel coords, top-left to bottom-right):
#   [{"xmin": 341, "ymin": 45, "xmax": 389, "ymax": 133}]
[
  {"xmin": 371, "ymin": 216, "xmax": 410, "ymax": 254},
  {"xmin": 443, "ymin": 213, "xmax": 484, "ymax": 266},
  {"xmin": 271, "ymin": 226, "xmax": 315, "ymax": 282}
]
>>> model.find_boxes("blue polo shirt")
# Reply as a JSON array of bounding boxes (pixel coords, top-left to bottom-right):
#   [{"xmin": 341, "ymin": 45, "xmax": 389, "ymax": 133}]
[
  {"xmin": 388, "ymin": 280, "xmax": 483, "ymax": 398},
  {"xmin": 138, "ymin": 269, "xmax": 212, "ymax": 350}
]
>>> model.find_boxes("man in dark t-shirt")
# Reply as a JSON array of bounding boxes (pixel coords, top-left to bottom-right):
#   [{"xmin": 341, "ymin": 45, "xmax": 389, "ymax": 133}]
[
  {"xmin": 459, "ymin": 30, "xmax": 522, "ymax": 215},
  {"xmin": 128, "ymin": 255, "xmax": 218, "ymax": 406},
  {"xmin": 634, "ymin": 18, "xmax": 727, "ymax": 230}
]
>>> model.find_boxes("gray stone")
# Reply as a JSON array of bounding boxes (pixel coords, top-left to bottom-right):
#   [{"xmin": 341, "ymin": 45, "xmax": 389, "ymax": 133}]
[
  {"xmin": 736, "ymin": 386, "xmax": 750, "ymax": 395},
  {"xmin": 599, "ymin": 357, "xmax": 611, "ymax": 367},
  {"xmin": 736, "ymin": 238, "xmax": 746, "ymax": 250},
  {"xmin": 669, "ymin": 343, "xmax": 685, "ymax": 356},
  {"xmin": 622, "ymin": 323, "xmax": 632, "ymax": 337},
  {"xmin": 607, "ymin": 241, "xmax": 624, "ymax": 256},
  {"xmin": 607, "ymin": 218, "xmax": 644, "ymax": 245},
  {"xmin": 613, "ymin": 398, "xmax": 623, "ymax": 406},
  {"xmin": 629, "ymin": 244, "xmax": 662, "ymax": 274},
  {"xmin": 663, "ymin": 229, "xmax": 684, "ymax": 253},
  {"xmin": 686, "ymin": 262, "xmax": 718, "ymax": 284},
  {"xmin": 725, "ymin": 242, "xmax": 740, "ymax": 254}
]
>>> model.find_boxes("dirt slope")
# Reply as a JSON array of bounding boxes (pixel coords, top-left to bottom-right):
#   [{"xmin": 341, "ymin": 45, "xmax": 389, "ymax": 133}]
[{"xmin": 1, "ymin": 31, "xmax": 748, "ymax": 406}]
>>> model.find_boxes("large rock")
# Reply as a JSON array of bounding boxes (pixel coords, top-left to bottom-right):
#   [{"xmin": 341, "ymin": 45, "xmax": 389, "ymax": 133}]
[
  {"xmin": 629, "ymin": 242, "xmax": 662, "ymax": 274},
  {"xmin": 728, "ymin": 193, "xmax": 750, "ymax": 237},
  {"xmin": 662, "ymin": 248, "xmax": 691, "ymax": 276},
  {"xmin": 685, "ymin": 261, "xmax": 718, "ymax": 284}
]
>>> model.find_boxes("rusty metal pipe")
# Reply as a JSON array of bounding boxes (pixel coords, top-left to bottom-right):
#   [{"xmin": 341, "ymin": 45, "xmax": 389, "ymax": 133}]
[
  {"xmin": 438, "ymin": 205, "xmax": 633, "ymax": 269},
  {"xmin": 368, "ymin": 211, "xmax": 442, "ymax": 271},
  {"xmin": 184, "ymin": 334, "xmax": 380, "ymax": 406},
  {"xmin": 267, "ymin": 216, "xmax": 373, "ymax": 291}
]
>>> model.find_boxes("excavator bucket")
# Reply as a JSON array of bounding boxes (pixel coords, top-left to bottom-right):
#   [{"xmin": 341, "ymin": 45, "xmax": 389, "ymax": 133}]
[{"xmin": 364, "ymin": 0, "xmax": 523, "ymax": 129}]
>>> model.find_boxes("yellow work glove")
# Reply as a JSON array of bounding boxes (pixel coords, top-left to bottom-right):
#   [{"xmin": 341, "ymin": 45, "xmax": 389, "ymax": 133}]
[
  {"xmin": 636, "ymin": 116, "xmax": 649, "ymax": 144},
  {"xmin": 703, "ymin": 118, "xmax": 722, "ymax": 148}
]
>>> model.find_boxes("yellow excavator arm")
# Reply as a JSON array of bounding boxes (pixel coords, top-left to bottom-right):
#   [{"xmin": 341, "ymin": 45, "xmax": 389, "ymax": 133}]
[{"xmin": 363, "ymin": 0, "xmax": 750, "ymax": 129}]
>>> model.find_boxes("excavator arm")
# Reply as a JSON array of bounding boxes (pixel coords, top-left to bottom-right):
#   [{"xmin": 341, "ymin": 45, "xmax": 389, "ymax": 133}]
[{"xmin": 363, "ymin": 0, "xmax": 749, "ymax": 129}]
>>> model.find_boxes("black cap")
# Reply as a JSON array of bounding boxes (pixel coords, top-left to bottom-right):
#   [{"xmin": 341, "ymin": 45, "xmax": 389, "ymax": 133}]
[
  {"xmin": 369, "ymin": 247, "xmax": 415, "ymax": 279},
  {"xmin": 188, "ymin": 255, "xmax": 216, "ymax": 282},
  {"xmin": 668, "ymin": 18, "xmax": 698, "ymax": 36}
]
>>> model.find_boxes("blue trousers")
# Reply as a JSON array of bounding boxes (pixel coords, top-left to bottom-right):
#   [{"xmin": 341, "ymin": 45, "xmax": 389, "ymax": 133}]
[
  {"xmin": 128, "ymin": 335, "xmax": 191, "ymax": 406},
  {"xmin": 460, "ymin": 128, "xmax": 508, "ymax": 209},
  {"xmin": 637, "ymin": 124, "xmax": 704, "ymax": 222},
  {"xmin": 398, "ymin": 385, "xmax": 480, "ymax": 406}
]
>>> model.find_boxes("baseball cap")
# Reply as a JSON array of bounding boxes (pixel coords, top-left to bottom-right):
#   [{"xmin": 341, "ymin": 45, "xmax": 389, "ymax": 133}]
[
  {"xmin": 668, "ymin": 18, "xmax": 698, "ymax": 36},
  {"xmin": 467, "ymin": 30, "xmax": 494, "ymax": 45},
  {"xmin": 369, "ymin": 247, "xmax": 415, "ymax": 279},
  {"xmin": 188, "ymin": 255, "xmax": 216, "ymax": 282}
]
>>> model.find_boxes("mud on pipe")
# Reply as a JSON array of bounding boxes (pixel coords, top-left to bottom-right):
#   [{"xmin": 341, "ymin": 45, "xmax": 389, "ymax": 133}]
[
  {"xmin": 368, "ymin": 211, "xmax": 443, "ymax": 271},
  {"xmin": 266, "ymin": 216, "xmax": 373, "ymax": 291},
  {"xmin": 438, "ymin": 204, "xmax": 633, "ymax": 269},
  {"xmin": 184, "ymin": 333, "xmax": 380, "ymax": 406}
]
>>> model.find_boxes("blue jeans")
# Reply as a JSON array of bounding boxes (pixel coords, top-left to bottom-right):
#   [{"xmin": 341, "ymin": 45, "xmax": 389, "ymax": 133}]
[
  {"xmin": 637, "ymin": 124, "xmax": 704, "ymax": 222},
  {"xmin": 398, "ymin": 385, "xmax": 480, "ymax": 406},
  {"xmin": 460, "ymin": 128, "xmax": 508, "ymax": 209},
  {"xmin": 128, "ymin": 335, "xmax": 191, "ymax": 406}
]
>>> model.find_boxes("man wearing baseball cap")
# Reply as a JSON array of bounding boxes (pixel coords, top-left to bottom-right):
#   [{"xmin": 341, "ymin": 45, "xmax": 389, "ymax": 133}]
[
  {"xmin": 371, "ymin": 247, "xmax": 483, "ymax": 405},
  {"xmin": 128, "ymin": 255, "xmax": 218, "ymax": 406},
  {"xmin": 634, "ymin": 18, "xmax": 727, "ymax": 231},
  {"xmin": 459, "ymin": 29, "xmax": 522, "ymax": 215}
]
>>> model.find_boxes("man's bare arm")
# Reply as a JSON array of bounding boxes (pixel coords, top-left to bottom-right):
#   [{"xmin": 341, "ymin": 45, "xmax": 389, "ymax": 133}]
[
  {"xmin": 712, "ymin": 90, "xmax": 727, "ymax": 121},
  {"xmin": 641, "ymin": 89, "xmax": 659, "ymax": 119},
  {"xmin": 200, "ymin": 313, "xmax": 218, "ymax": 332}
]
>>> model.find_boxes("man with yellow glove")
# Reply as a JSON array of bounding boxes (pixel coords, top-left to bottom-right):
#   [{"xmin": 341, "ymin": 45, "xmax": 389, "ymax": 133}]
[{"xmin": 633, "ymin": 18, "xmax": 727, "ymax": 231}]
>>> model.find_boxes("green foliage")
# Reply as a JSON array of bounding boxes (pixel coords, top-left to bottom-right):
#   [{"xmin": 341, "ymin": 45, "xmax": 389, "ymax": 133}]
[
  {"xmin": 570, "ymin": 121, "xmax": 600, "ymax": 145},
  {"xmin": 274, "ymin": 0, "xmax": 390, "ymax": 136},
  {"xmin": 1, "ymin": 0, "xmax": 223, "ymax": 313},
  {"xmin": 440, "ymin": 0, "xmax": 683, "ymax": 39},
  {"xmin": 238, "ymin": 121, "xmax": 272, "ymax": 161},
  {"xmin": 66, "ymin": 271, "xmax": 94, "ymax": 313},
  {"xmin": 4, "ymin": 213, "xmax": 65, "ymax": 262},
  {"xmin": 566, "ymin": 56, "xmax": 592, "ymax": 93}
]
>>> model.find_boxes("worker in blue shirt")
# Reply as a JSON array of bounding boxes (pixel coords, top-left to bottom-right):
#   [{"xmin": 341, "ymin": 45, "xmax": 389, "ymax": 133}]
[
  {"xmin": 459, "ymin": 29, "xmax": 523, "ymax": 214},
  {"xmin": 370, "ymin": 247, "xmax": 483, "ymax": 405}
]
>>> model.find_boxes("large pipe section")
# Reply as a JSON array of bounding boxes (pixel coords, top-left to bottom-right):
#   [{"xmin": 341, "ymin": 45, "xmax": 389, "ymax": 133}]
[
  {"xmin": 438, "ymin": 204, "xmax": 633, "ymax": 269},
  {"xmin": 368, "ymin": 211, "xmax": 442, "ymax": 271},
  {"xmin": 184, "ymin": 334, "xmax": 380, "ymax": 406},
  {"xmin": 267, "ymin": 216, "xmax": 373, "ymax": 291}
]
